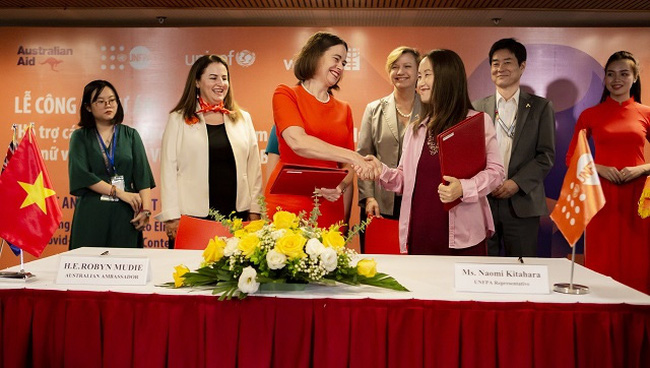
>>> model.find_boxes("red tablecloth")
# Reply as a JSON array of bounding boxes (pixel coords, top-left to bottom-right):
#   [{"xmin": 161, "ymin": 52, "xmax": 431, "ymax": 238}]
[{"xmin": 1, "ymin": 289, "xmax": 648, "ymax": 368}]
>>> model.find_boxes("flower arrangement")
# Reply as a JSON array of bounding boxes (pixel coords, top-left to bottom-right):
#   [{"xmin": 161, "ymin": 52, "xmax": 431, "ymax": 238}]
[{"xmin": 170, "ymin": 197, "xmax": 408, "ymax": 299}]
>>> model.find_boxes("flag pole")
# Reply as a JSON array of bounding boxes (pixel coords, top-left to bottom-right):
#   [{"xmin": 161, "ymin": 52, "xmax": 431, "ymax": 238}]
[
  {"xmin": 15, "ymin": 123, "xmax": 26, "ymax": 273},
  {"xmin": 553, "ymin": 237, "xmax": 589, "ymax": 294},
  {"xmin": 19, "ymin": 249, "xmax": 25, "ymax": 273},
  {"xmin": 0, "ymin": 240, "xmax": 35, "ymax": 280},
  {"xmin": 12, "ymin": 124, "xmax": 27, "ymax": 274}
]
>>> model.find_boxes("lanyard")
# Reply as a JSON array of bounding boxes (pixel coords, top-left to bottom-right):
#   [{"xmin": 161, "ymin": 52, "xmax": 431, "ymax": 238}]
[
  {"xmin": 96, "ymin": 125, "xmax": 118, "ymax": 175},
  {"xmin": 494, "ymin": 108, "xmax": 516, "ymax": 139}
]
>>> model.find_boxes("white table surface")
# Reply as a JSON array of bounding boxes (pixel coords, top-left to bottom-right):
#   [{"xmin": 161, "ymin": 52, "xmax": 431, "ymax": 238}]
[{"xmin": 1, "ymin": 247, "xmax": 649, "ymax": 305}]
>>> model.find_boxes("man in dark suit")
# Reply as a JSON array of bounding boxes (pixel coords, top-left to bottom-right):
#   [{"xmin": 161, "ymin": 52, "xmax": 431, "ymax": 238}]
[{"xmin": 473, "ymin": 38, "xmax": 555, "ymax": 257}]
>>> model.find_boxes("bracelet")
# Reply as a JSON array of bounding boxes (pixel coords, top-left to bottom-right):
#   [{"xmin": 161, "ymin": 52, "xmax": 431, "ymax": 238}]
[
  {"xmin": 109, "ymin": 185, "xmax": 117, "ymax": 198},
  {"xmin": 338, "ymin": 185, "xmax": 347, "ymax": 193},
  {"xmin": 141, "ymin": 210, "xmax": 151, "ymax": 217}
]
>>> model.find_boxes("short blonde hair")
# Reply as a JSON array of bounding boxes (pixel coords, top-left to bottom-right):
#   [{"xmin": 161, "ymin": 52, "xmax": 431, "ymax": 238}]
[{"xmin": 385, "ymin": 46, "xmax": 421, "ymax": 74}]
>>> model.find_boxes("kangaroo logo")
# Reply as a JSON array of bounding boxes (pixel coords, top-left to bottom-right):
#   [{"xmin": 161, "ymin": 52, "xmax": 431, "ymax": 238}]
[{"xmin": 40, "ymin": 57, "xmax": 63, "ymax": 71}]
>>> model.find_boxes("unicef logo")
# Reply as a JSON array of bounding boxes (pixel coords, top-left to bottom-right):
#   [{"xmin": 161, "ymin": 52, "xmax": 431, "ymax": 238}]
[
  {"xmin": 129, "ymin": 46, "xmax": 151, "ymax": 70},
  {"xmin": 236, "ymin": 50, "xmax": 256, "ymax": 67}
]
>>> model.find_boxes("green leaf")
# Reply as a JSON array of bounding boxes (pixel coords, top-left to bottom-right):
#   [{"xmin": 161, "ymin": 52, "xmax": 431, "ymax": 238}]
[
  {"xmin": 213, "ymin": 281, "xmax": 239, "ymax": 300},
  {"xmin": 259, "ymin": 283, "xmax": 306, "ymax": 292},
  {"xmin": 358, "ymin": 272, "xmax": 409, "ymax": 291},
  {"xmin": 345, "ymin": 216, "xmax": 372, "ymax": 245},
  {"xmin": 157, "ymin": 281, "xmax": 177, "ymax": 288}
]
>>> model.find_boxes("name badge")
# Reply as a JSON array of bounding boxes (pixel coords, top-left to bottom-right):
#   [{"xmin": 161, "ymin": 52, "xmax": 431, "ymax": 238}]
[
  {"xmin": 454, "ymin": 263, "xmax": 550, "ymax": 294},
  {"xmin": 56, "ymin": 255, "xmax": 150, "ymax": 286},
  {"xmin": 100, "ymin": 175, "xmax": 125, "ymax": 202}
]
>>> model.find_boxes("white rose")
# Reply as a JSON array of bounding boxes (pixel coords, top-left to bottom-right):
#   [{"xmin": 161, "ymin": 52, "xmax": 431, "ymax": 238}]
[
  {"xmin": 224, "ymin": 237, "xmax": 240, "ymax": 256},
  {"xmin": 237, "ymin": 266, "xmax": 260, "ymax": 294},
  {"xmin": 266, "ymin": 249, "xmax": 287, "ymax": 270},
  {"xmin": 319, "ymin": 247, "xmax": 338, "ymax": 272},
  {"xmin": 270, "ymin": 229, "xmax": 287, "ymax": 240},
  {"xmin": 305, "ymin": 238, "xmax": 325, "ymax": 260}
]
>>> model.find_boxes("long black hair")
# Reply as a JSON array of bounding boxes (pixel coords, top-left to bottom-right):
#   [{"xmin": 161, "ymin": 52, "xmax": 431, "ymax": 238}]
[{"xmin": 416, "ymin": 49, "xmax": 473, "ymax": 138}]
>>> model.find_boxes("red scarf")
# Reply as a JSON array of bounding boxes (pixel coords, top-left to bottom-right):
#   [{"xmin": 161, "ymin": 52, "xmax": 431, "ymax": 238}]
[{"xmin": 185, "ymin": 96, "xmax": 231, "ymax": 125}]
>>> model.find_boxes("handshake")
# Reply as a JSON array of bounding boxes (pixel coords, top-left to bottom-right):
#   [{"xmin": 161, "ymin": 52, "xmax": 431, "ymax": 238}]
[{"xmin": 352, "ymin": 154, "xmax": 383, "ymax": 181}]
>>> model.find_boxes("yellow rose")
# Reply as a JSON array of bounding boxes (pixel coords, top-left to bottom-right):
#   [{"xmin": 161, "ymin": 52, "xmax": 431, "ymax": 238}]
[
  {"xmin": 244, "ymin": 219, "xmax": 266, "ymax": 233},
  {"xmin": 322, "ymin": 229, "xmax": 345, "ymax": 250},
  {"xmin": 172, "ymin": 264, "xmax": 190, "ymax": 288},
  {"xmin": 273, "ymin": 211, "xmax": 298, "ymax": 229},
  {"xmin": 203, "ymin": 236, "xmax": 226, "ymax": 263},
  {"xmin": 357, "ymin": 259, "xmax": 377, "ymax": 278},
  {"xmin": 230, "ymin": 218, "xmax": 243, "ymax": 231},
  {"xmin": 234, "ymin": 229, "xmax": 246, "ymax": 238},
  {"xmin": 238, "ymin": 233, "xmax": 260, "ymax": 257},
  {"xmin": 275, "ymin": 231, "xmax": 307, "ymax": 259}
]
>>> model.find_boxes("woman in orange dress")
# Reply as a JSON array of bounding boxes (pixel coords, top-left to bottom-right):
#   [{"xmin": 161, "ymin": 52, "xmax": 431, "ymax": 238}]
[
  {"xmin": 567, "ymin": 51, "xmax": 650, "ymax": 294},
  {"xmin": 265, "ymin": 32, "xmax": 373, "ymax": 228}
]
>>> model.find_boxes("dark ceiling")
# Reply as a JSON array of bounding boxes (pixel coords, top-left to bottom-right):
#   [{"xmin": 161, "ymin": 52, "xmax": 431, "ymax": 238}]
[{"xmin": 1, "ymin": 0, "xmax": 649, "ymax": 27}]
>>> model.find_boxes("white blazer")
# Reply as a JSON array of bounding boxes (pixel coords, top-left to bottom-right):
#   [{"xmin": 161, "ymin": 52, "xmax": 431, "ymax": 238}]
[{"xmin": 156, "ymin": 109, "xmax": 263, "ymax": 222}]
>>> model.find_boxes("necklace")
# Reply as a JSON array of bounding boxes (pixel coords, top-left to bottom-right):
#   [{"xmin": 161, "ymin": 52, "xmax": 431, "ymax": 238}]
[
  {"xmin": 301, "ymin": 82, "xmax": 330, "ymax": 104},
  {"xmin": 395, "ymin": 105, "xmax": 412, "ymax": 119},
  {"xmin": 426, "ymin": 131, "xmax": 439, "ymax": 156}
]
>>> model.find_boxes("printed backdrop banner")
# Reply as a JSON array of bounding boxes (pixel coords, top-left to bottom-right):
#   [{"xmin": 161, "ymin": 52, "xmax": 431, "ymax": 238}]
[{"xmin": 1, "ymin": 27, "xmax": 649, "ymax": 264}]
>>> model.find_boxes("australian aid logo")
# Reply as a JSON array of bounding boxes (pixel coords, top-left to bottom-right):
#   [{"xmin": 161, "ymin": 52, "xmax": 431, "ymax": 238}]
[{"xmin": 16, "ymin": 45, "xmax": 73, "ymax": 71}]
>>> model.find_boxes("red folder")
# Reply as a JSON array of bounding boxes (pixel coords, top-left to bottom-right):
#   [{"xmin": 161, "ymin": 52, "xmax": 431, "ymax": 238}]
[
  {"xmin": 270, "ymin": 164, "xmax": 348, "ymax": 196},
  {"xmin": 436, "ymin": 113, "xmax": 487, "ymax": 210},
  {"xmin": 364, "ymin": 217, "xmax": 400, "ymax": 254}
]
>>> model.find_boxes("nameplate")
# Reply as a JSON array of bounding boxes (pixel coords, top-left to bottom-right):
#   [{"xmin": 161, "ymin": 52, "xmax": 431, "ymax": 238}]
[
  {"xmin": 454, "ymin": 263, "xmax": 550, "ymax": 294},
  {"xmin": 56, "ymin": 255, "xmax": 150, "ymax": 286}
]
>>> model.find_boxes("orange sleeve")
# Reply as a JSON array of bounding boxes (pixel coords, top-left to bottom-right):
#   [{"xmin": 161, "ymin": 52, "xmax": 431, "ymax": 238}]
[{"xmin": 272, "ymin": 84, "xmax": 303, "ymax": 135}]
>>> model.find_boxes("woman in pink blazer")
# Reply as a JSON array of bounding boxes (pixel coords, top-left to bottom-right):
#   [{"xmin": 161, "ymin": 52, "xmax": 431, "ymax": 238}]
[{"xmin": 360, "ymin": 49, "xmax": 504, "ymax": 255}]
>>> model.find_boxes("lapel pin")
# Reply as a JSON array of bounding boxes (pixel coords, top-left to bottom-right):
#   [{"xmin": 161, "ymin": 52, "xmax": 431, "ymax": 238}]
[{"xmin": 526, "ymin": 103, "xmax": 531, "ymax": 108}]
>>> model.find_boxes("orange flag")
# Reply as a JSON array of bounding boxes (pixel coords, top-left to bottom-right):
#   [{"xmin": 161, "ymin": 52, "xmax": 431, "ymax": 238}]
[
  {"xmin": 0, "ymin": 126, "xmax": 62, "ymax": 257},
  {"xmin": 550, "ymin": 129, "xmax": 605, "ymax": 246},
  {"xmin": 639, "ymin": 176, "xmax": 650, "ymax": 219}
]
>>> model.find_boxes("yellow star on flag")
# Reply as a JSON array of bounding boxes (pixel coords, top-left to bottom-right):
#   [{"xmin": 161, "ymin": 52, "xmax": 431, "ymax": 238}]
[{"xmin": 18, "ymin": 172, "xmax": 56, "ymax": 214}]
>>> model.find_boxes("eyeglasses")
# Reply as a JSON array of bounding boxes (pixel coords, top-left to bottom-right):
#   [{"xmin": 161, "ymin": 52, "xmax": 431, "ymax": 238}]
[{"xmin": 93, "ymin": 98, "xmax": 117, "ymax": 106}]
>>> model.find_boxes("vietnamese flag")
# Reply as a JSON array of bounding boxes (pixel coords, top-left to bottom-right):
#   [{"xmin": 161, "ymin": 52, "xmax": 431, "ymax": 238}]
[
  {"xmin": 0, "ymin": 126, "xmax": 62, "ymax": 257},
  {"xmin": 550, "ymin": 129, "xmax": 605, "ymax": 246}
]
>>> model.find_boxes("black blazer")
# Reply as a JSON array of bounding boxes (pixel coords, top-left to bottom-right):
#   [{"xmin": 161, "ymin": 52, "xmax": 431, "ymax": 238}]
[{"xmin": 473, "ymin": 91, "xmax": 556, "ymax": 217}]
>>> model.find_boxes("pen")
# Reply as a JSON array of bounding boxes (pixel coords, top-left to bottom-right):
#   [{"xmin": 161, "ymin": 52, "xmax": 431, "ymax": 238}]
[
  {"xmin": 518, "ymin": 257, "xmax": 524, "ymax": 264},
  {"xmin": 100, "ymin": 251, "xmax": 109, "ymax": 256}
]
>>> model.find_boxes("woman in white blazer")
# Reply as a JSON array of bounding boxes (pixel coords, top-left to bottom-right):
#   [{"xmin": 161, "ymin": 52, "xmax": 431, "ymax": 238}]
[{"xmin": 156, "ymin": 55, "xmax": 263, "ymax": 248}]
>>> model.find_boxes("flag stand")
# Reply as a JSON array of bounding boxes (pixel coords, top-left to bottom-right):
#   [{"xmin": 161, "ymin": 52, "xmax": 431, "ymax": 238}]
[
  {"xmin": 0, "ymin": 241, "xmax": 35, "ymax": 281},
  {"xmin": 553, "ymin": 243, "xmax": 589, "ymax": 294}
]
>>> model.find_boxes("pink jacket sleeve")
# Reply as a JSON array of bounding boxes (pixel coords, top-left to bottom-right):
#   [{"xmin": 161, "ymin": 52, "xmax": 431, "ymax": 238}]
[
  {"xmin": 378, "ymin": 123, "xmax": 415, "ymax": 195},
  {"xmin": 459, "ymin": 114, "xmax": 505, "ymax": 202}
]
